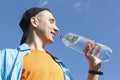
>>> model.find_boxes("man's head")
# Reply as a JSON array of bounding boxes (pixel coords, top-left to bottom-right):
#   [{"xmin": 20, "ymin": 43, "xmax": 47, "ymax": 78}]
[{"xmin": 19, "ymin": 7, "xmax": 59, "ymax": 45}]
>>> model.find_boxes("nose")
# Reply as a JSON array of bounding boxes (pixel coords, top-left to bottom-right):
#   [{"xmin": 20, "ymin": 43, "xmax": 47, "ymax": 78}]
[{"xmin": 54, "ymin": 25, "xmax": 59, "ymax": 32}]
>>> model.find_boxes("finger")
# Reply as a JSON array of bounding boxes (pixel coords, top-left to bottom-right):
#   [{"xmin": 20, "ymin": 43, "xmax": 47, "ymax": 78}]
[
  {"xmin": 84, "ymin": 41, "xmax": 94, "ymax": 56},
  {"xmin": 94, "ymin": 45, "xmax": 101, "ymax": 57},
  {"xmin": 84, "ymin": 42, "xmax": 89, "ymax": 54},
  {"xmin": 89, "ymin": 43, "xmax": 96, "ymax": 55}
]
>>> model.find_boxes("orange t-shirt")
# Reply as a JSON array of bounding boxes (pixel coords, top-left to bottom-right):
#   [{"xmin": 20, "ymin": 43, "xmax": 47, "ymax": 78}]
[{"xmin": 20, "ymin": 49, "xmax": 64, "ymax": 80}]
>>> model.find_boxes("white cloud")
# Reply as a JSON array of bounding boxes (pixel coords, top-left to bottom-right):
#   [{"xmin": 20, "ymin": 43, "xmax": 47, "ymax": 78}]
[
  {"xmin": 38, "ymin": 0, "xmax": 48, "ymax": 7},
  {"xmin": 73, "ymin": 1, "xmax": 91, "ymax": 11},
  {"xmin": 73, "ymin": 2, "xmax": 82, "ymax": 9}
]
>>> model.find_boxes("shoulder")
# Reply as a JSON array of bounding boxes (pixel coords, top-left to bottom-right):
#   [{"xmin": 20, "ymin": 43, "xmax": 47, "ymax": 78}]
[
  {"xmin": 0, "ymin": 48, "xmax": 18, "ymax": 58},
  {"xmin": 0, "ymin": 48, "xmax": 18, "ymax": 68},
  {"xmin": 0, "ymin": 43, "xmax": 29, "ymax": 55},
  {"xmin": 0, "ymin": 43, "xmax": 30, "ymax": 58},
  {"xmin": 0, "ymin": 48, "xmax": 18, "ymax": 54}
]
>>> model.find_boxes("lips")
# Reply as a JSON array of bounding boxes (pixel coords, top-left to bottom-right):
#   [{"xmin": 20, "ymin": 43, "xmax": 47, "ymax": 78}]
[{"xmin": 51, "ymin": 32, "xmax": 56, "ymax": 37}]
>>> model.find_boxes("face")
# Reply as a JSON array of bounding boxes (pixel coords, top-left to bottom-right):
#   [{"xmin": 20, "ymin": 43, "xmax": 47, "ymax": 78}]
[{"xmin": 33, "ymin": 10, "xmax": 59, "ymax": 45}]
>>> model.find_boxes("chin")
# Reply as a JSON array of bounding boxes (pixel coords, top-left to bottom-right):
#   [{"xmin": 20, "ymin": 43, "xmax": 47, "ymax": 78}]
[
  {"xmin": 46, "ymin": 39, "xmax": 54, "ymax": 44},
  {"xmin": 49, "ymin": 39, "xmax": 54, "ymax": 43}
]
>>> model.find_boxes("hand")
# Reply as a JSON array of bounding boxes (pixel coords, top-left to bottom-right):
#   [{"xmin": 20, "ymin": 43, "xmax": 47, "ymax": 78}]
[{"xmin": 84, "ymin": 42, "xmax": 102, "ymax": 71}]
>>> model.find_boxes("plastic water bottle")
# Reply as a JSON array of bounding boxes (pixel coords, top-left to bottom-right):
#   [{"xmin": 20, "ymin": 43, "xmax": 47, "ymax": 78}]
[{"xmin": 61, "ymin": 33, "xmax": 112, "ymax": 62}]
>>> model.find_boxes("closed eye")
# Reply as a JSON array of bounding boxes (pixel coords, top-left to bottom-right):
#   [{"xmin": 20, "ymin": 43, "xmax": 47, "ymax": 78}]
[{"xmin": 49, "ymin": 18, "xmax": 56, "ymax": 24}]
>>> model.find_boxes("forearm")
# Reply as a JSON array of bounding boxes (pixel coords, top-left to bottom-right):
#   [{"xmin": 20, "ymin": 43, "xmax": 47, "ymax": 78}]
[
  {"xmin": 87, "ymin": 67, "xmax": 102, "ymax": 80},
  {"xmin": 87, "ymin": 68, "xmax": 103, "ymax": 80},
  {"xmin": 88, "ymin": 74, "xmax": 99, "ymax": 80}
]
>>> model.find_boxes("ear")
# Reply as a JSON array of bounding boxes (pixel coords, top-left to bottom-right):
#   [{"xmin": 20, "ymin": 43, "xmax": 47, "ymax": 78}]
[{"xmin": 30, "ymin": 17, "xmax": 39, "ymax": 28}]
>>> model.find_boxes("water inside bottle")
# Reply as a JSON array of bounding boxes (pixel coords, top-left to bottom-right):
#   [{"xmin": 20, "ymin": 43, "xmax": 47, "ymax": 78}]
[
  {"xmin": 95, "ymin": 43, "xmax": 112, "ymax": 62},
  {"xmin": 70, "ymin": 37, "xmax": 88, "ymax": 54}
]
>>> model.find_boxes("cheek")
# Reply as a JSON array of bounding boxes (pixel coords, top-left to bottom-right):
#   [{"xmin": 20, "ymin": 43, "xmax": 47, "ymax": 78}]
[
  {"xmin": 44, "ymin": 26, "xmax": 52, "ymax": 35},
  {"xmin": 42, "ymin": 22, "xmax": 52, "ymax": 32},
  {"xmin": 37, "ymin": 20, "xmax": 52, "ymax": 34},
  {"xmin": 37, "ymin": 21, "xmax": 46, "ymax": 31}
]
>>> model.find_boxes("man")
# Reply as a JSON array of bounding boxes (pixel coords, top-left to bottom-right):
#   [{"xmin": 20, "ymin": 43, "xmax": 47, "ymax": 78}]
[{"xmin": 0, "ymin": 7, "xmax": 102, "ymax": 80}]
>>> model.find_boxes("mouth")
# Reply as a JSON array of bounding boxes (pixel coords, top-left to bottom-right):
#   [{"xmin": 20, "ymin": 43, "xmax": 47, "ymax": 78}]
[{"xmin": 51, "ymin": 32, "xmax": 56, "ymax": 38}]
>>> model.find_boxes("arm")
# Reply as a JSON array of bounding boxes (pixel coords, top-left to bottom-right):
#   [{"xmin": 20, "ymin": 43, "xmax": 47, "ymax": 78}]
[{"xmin": 84, "ymin": 42, "xmax": 102, "ymax": 80}]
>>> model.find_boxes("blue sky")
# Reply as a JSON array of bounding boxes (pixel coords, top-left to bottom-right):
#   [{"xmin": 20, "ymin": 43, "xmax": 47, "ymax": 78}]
[{"xmin": 0, "ymin": 0, "xmax": 120, "ymax": 80}]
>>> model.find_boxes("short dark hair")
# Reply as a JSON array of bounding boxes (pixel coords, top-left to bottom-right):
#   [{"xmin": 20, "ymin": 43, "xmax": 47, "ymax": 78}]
[{"xmin": 19, "ymin": 7, "xmax": 51, "ymax": 45}]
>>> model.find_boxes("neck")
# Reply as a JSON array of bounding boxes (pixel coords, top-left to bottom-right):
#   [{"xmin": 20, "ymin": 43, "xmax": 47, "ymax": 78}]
[{"xmin": 25, "ymin": 32, "xmax": 45, "ymax": 50}]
